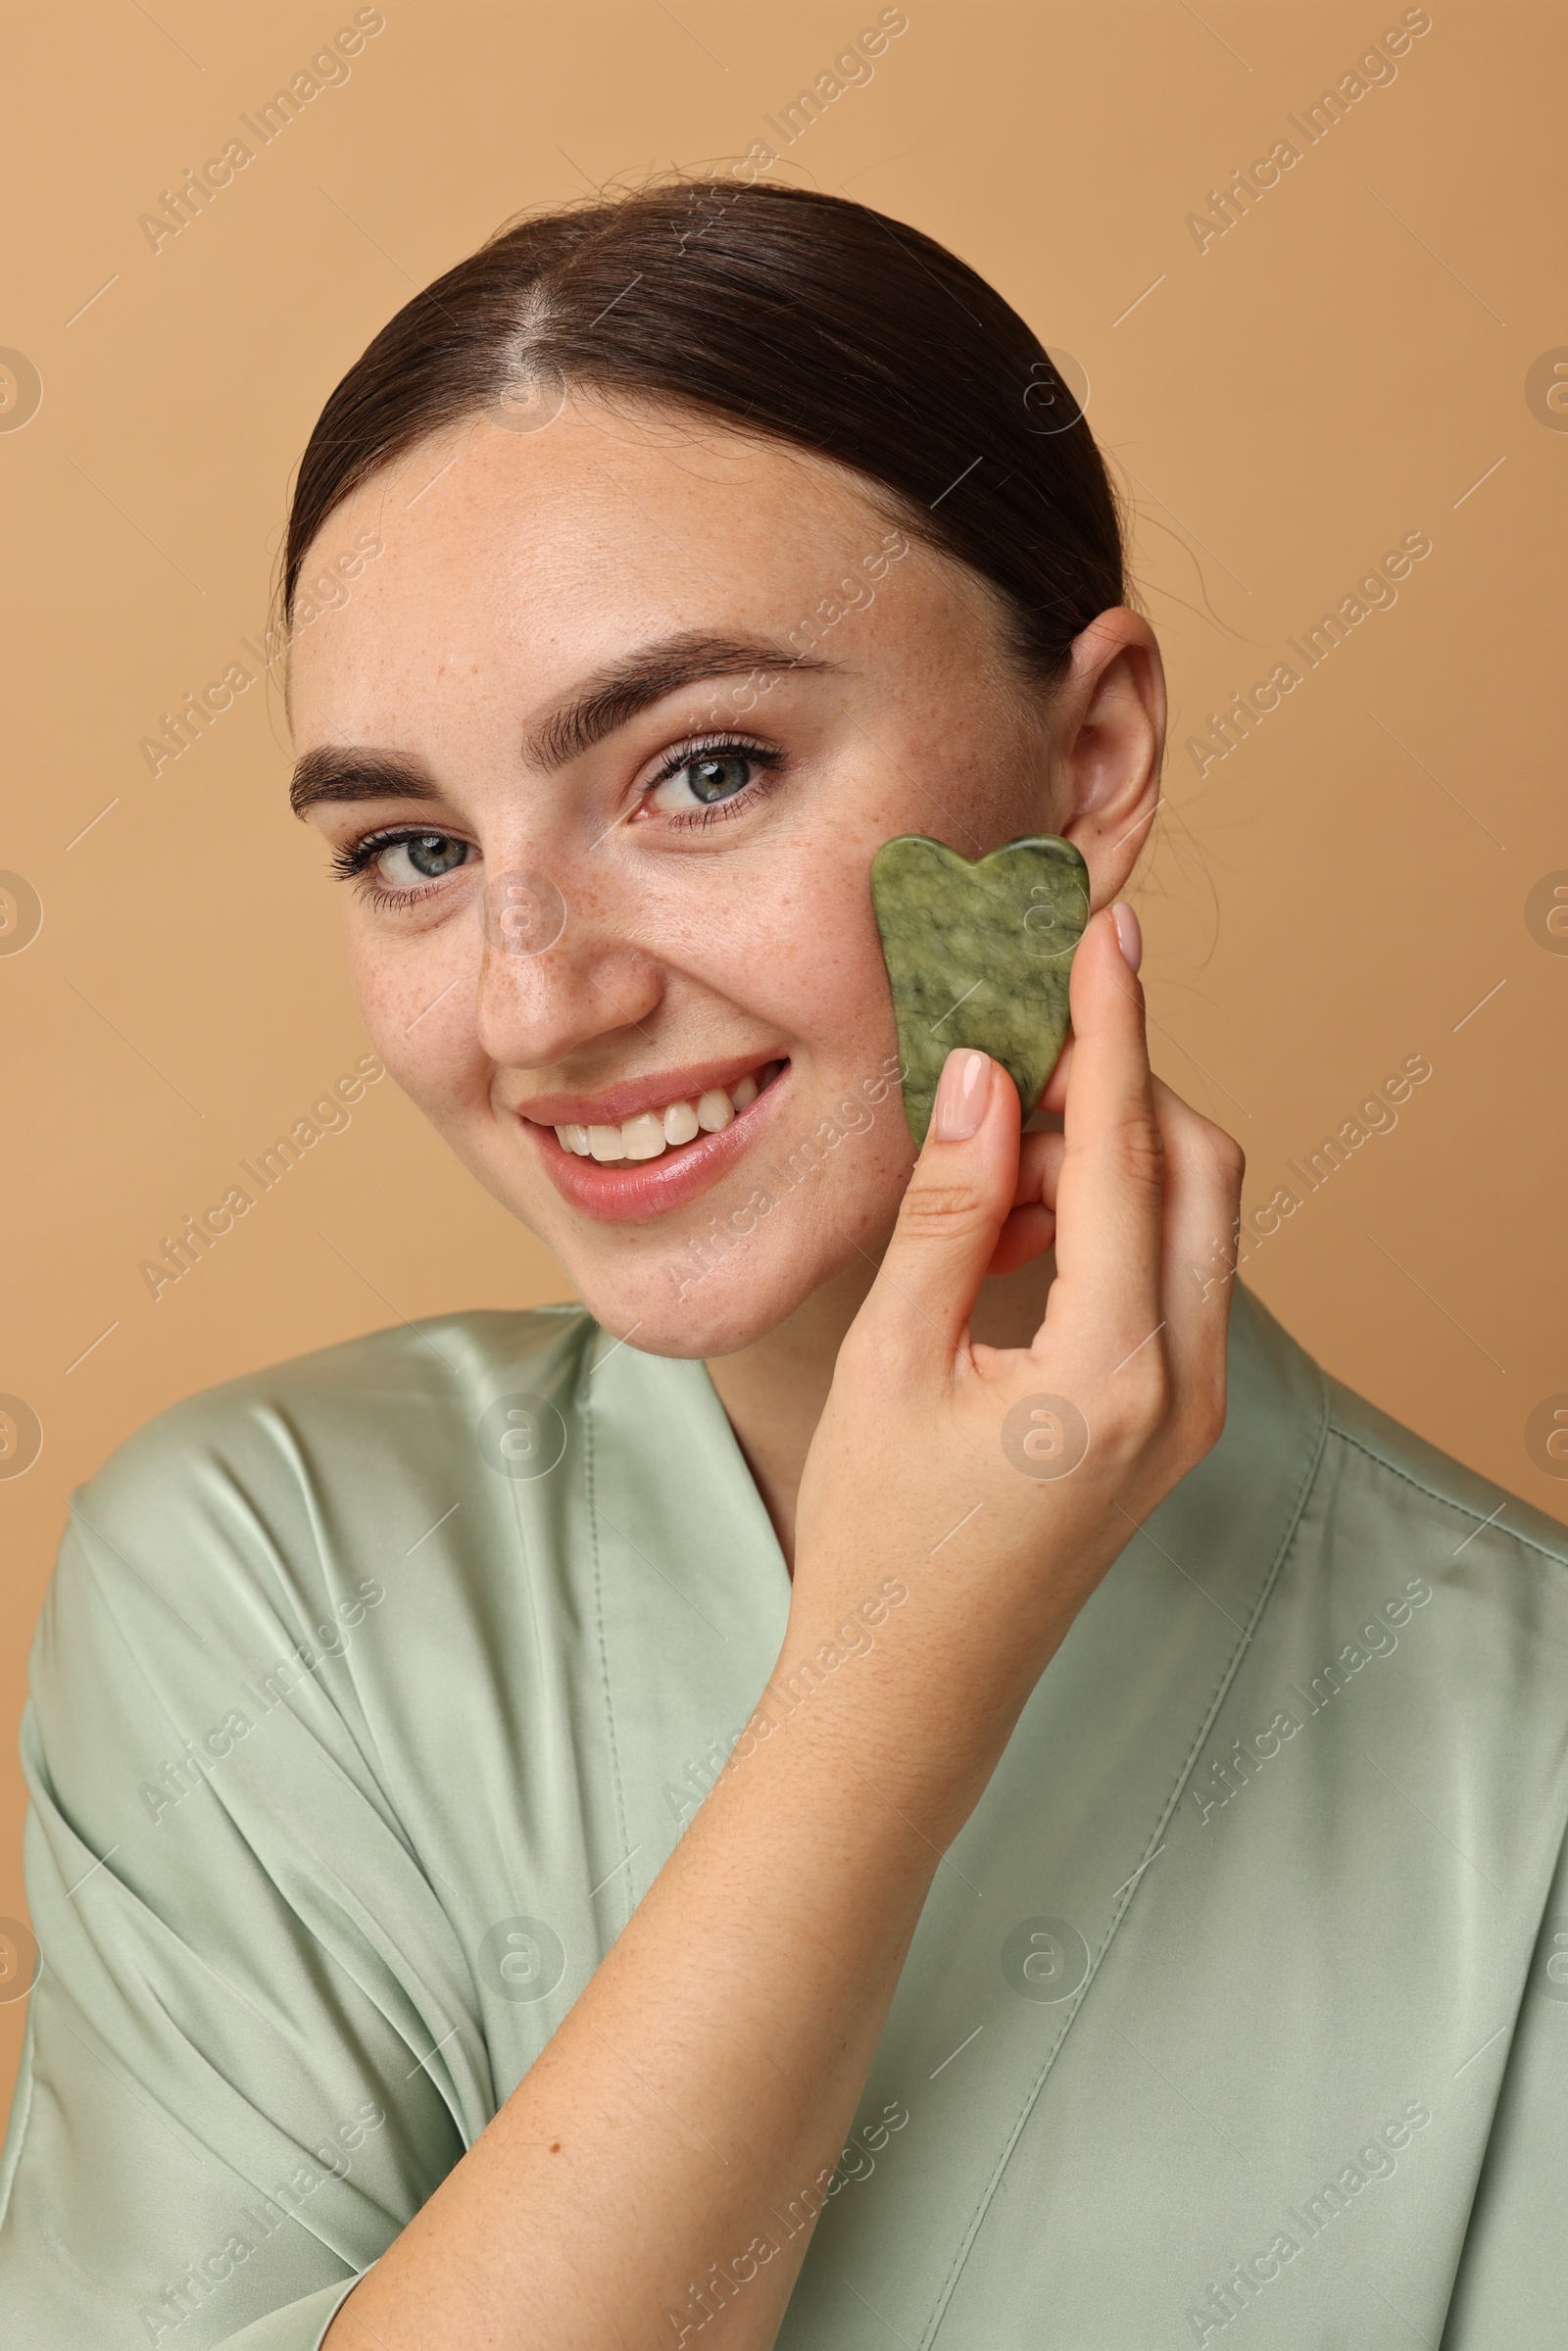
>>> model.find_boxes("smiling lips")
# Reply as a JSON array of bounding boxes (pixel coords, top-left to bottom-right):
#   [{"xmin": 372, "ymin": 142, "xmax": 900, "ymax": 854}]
[
  {"xmin": 554, "ymin": 1061, "xmax": 783, "ymax": 1162},
  {"xmin": 519, "ymin": 1058, "xmax": 788, "ymax": 1223}
]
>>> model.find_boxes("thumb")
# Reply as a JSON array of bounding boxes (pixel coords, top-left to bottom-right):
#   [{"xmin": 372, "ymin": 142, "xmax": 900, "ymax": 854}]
[{"xmin": 858, "ymin": 1050, "xmax": 1021, "ymax": 1367}]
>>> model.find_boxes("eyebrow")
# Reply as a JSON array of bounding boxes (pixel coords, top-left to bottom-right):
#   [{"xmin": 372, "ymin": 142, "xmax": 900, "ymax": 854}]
[
  {"xmin": 288, "ymin": 745, "xmax": 441, "ymax": 817},
  {"xmin": 288, "ymin": 630, "xmax": 836, "ymax": 817}
]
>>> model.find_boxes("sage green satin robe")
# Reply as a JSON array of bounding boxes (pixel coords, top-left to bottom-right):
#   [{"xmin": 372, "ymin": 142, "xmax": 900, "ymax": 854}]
[{"xmin": 2, "ymin": 1288, "xmax": 1566, "ymax": 2348}]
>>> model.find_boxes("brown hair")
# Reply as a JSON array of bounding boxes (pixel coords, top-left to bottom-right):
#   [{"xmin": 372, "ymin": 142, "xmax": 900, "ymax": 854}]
[{"xmin": 282, "ymin": 176, "xmax": 1125, "ymax": 685}]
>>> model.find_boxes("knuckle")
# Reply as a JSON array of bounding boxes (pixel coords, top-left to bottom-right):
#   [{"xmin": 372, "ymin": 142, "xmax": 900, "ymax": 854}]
[
  {"xmin": 1107, "ymin": 1118, "xmax": 1165, "ymax": 1195},
  {"xmin": 1173, "ymin": 1373, "xmax": 1228, "ymax": 1461},
  {"xmin": 1101, "ymin": 1353, "xmax": 1170, "ymax": 1446},
  {"xmin": 1132, "ymin": 1357, "xmax": 1172, "ymax": 1429},
  {"xmin": 1210, "ymin": 1131, "xmax": 1247, "ymax": 1190},
  {"xmin": 1170, "ymin": 1102, "xmax": 1245, "ymax": 1190},
  {"xmin": 1189, "ymin": 1381, "xmax": 1229, "ymax": 1452},
  {"xmin": 897, "ymin": 1178, "xmax": 994, "ymax": 1247}
]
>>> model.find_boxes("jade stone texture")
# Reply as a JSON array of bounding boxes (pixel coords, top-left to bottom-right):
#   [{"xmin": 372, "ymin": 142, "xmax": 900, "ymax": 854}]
[{"xmin": 870, "ymin": 833, "xmax": 1091, "ymax": 1147}]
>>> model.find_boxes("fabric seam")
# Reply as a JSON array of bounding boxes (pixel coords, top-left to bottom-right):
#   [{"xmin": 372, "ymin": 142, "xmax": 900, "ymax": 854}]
[
  {"xmin": 1431, "ymin": 1805, "xmax": 1568, "ymax": 2338},
  {"xmin": 922, "ymin": 1353, "xmax": 1333, "ymax": 2349},
  {"xmin": 579, "ymin": 1332, "xmax": 635, "ymax": 1933},
  {"xmin": 1325, "ymin": 1420, "xmax": 1568, "ymax": 1567}
]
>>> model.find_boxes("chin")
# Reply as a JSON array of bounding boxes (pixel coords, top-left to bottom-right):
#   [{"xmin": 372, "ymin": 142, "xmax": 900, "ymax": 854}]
[
  {"xmin": 568, "ymin": 1173, "xmax": 902, "ymax": 1358},
  {"xmin": 571, "ymin": 1243, "xmax": 824, "ymax": 1361},
  {"xmin": 450, "ymin": 1080, "xmax": 912, "ymax": 1356}
]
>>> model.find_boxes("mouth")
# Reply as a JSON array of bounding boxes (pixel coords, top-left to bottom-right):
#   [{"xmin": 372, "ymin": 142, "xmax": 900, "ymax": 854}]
[{"xmin": 517, "ymin": 1056, "xmax": 790, "ymax": 1224}]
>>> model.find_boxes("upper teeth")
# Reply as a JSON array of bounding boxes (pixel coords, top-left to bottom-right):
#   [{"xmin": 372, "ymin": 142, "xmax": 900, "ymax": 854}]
[{"xmin": 556, "ymin": 1065, "xmax": 776, "ymax": 1162}]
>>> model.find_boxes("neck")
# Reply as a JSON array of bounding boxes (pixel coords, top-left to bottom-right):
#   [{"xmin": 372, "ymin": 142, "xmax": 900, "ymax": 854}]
[{"xmin": 705, "ymin": 1247, "xmax": 1055, "ymax": 1569}]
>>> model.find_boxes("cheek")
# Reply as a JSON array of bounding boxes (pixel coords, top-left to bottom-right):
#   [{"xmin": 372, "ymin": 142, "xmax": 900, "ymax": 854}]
[
  {"xmin": 672, "ymin": 768, "xmax": 910, "ymax": 1057},
  {"xmin": 341, "ymin": 909, "xmax": 485, "ymax": 1118},
  {"xmin": 705, "ymin": 861, "xmax": 895, "ymax": 1068}
]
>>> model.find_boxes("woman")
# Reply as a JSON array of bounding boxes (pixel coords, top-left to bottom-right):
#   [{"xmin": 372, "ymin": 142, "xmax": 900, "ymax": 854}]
[{"xmin": 2, "ymin": 179, "xmax": 1563, "ymax": 2351}]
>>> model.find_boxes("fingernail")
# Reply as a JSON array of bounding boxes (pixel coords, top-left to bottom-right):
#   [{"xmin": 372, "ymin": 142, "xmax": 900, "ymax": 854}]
[
  {"xmin": 932, "ymin": 1049, "xmax": 990, "ymax": 1142},
  {"xmin": 1110, "ymin": 902, "xmax": 1143, "ymax": 974}
]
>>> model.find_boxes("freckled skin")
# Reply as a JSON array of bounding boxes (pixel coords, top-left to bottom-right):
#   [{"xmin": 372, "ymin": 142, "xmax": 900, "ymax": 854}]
[{"xmin": 288, "ymin": 396, "xmax": 1129, "ymax": 1359}]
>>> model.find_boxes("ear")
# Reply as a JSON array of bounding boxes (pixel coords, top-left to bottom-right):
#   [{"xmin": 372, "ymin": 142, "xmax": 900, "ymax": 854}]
[{"xmin": 1050, "ymin": 609, "xmax": 1166, "ymax": 909}]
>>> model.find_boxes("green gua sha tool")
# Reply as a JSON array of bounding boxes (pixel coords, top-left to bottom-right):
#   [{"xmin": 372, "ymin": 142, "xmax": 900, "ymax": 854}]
[{"xmin": 870, "ymin": 833, "xmax": 1091, "ymax": 1147}]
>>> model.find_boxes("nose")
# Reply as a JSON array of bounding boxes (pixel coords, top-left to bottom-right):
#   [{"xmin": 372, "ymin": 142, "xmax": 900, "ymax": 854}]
[{"xmin": 473, "ymin": 861, "xmax": 664, "ymax": 1068}]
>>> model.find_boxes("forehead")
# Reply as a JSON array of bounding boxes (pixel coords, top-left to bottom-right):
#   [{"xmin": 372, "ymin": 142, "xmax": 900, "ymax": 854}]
[{"xmin": 286, "ymin": 397, "xmax": 953, "ymax": 737}]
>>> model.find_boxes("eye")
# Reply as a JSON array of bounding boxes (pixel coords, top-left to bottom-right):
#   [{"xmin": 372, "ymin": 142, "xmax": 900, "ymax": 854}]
[
  {"xmin": 640, "ymin": 737, "xmax": 783, "ymax": 823},
  {"xmin": 331, "ymin": 828, "xmax": 475, "ymax": 901},
  {"xmin": 383, "ymin": 832, "xmax": 470, "ymax": 882}
]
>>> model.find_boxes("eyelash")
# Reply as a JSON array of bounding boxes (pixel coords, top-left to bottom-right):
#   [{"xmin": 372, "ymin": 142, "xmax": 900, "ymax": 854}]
[
  {"xmin": 328, "ymin": 829, "xmax": 463, "ymax": 913},
  {"xmin": 329, "ymin": 733, "xmax": 787, "ymax": 908},
  {"xmin": 635, "ymin": 732, "xmax": 786, "ymax": 830}
]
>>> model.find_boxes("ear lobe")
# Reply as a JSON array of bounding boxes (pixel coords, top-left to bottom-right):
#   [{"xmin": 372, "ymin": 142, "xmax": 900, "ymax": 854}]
[{"xmin": 1061, "ymin": 786, "xmax": 1161, "ymax": 914}]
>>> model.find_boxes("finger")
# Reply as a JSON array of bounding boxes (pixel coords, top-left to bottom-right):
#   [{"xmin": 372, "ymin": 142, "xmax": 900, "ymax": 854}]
[
  {"xmin": 1014, "ymin": 1129, "xmax": 1065, "ymax": 1210},
  {"xmin": 985, "ymin": 1200, "xmax": 1056, "ymax": 1281},
  {"xmin": 981, "ymin": 1129, "xmax": 1065, "ymax": 1278},
  {"xmin": 1147, "ymin": 1076, "xmax": 1246, "ymax": 1445},
  {"xmin": 1033, "ymin": 909, "xmax": 1164, "ymax": 1377},
  {"xmin": 853, "ymin": 1050, "xmax": 1021, "ymax": 1372},
  {"xmin": 1036, "ymin": 901, "xmax": 1139, "ymax": 1117},
  {"xmin": 1037, "ymin": 1033, "xmax": 1075, "ymax": 1117}
]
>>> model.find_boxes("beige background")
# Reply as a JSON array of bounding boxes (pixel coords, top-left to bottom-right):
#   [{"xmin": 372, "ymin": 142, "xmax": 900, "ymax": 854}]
[{"xmin": 2, "ymin": 0, "xmax": 1563, "ymax": 2111}]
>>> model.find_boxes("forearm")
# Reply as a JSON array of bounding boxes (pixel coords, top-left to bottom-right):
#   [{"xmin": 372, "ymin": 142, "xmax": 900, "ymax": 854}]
[
  {"xmin": 325, "ymin": 1620, "xmax": 997, "ymax": 2351},
  {"xmin": 325, "ymin": 938, "xmax": 1238, "ymax": 2348}
]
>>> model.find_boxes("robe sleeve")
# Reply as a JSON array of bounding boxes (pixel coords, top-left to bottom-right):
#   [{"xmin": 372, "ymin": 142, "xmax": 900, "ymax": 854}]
[
  {"xmin": 1441, "ymin": 1803, "xmax": 1568, "ymax": 2343},
  {"xmin": 0, "ymin": 1405, "xmax": 485, "ymax": 2349}
]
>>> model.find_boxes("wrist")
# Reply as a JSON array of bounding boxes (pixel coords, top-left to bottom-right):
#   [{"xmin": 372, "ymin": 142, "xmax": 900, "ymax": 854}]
[{"xmin": 740, "ymin": 1590, "xmax": 1029, "ymax": 1843}]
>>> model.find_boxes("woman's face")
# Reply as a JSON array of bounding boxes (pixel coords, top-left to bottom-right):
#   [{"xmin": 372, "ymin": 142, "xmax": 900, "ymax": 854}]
[{"xmin": 287, "ymin": 397, "xmax": 1157, "ymax": 1357}]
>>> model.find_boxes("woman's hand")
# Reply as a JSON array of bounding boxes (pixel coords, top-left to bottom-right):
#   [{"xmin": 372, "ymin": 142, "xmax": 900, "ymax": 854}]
[
  {"xmin": 781, "ymin": 904, "xmax": 1246, "ymax": 1820},
  {"xmin": 324, "ymin": 904, "xmax": 1244, "ymax": 2351}
]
